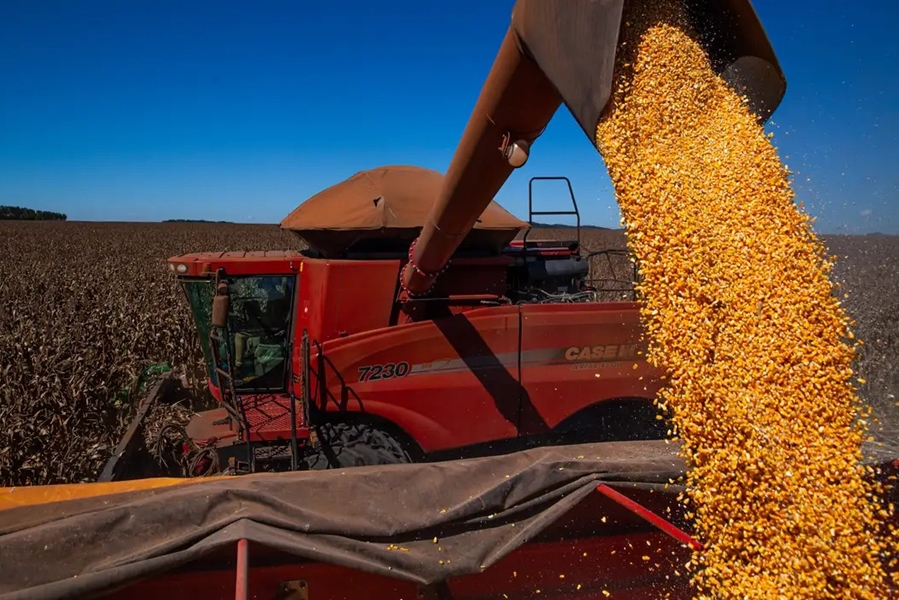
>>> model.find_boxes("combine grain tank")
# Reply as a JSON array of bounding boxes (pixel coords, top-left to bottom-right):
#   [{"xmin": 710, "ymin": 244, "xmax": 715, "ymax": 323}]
[{"xmin": 280, "ymin": 165, "xmax": 529, "ymax": 257}]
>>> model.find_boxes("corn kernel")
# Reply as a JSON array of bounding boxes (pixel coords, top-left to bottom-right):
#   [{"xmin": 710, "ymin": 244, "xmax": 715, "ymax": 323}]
[{"xmin": 594, "ymin": 1, "xmax": 897, "ymax": 598}]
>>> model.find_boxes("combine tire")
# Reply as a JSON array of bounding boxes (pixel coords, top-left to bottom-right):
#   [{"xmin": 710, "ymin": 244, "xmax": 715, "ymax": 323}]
[{"xmin": 304, "ymin": 422, "xmax": 412, "ymax": 470}]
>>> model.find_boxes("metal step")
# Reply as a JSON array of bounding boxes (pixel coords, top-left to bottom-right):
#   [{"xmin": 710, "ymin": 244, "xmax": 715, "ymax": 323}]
[{"xmin": 253, "ymin": 444, "xmax": 295, "ymax": 463}]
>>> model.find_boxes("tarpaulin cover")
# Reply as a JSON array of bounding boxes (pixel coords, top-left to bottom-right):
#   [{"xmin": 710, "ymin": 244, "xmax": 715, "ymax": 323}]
[
  {"xmin": 279, "ymin": 165, "xmax": 529, "ymax": 256},
  {"xmin": 0, "ymin": 439, "xmax": 895, "ymax": 600}
]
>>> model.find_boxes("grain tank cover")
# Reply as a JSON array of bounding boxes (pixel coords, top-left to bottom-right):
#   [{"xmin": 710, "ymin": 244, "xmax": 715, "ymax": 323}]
[{"xmin": 280, "ymin": 165, "xmax": 529, "ymax": 256}]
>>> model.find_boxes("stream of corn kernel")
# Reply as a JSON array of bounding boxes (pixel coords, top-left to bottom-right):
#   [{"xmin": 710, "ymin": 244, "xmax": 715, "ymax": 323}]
[{"xmin": 594, "ymin": 1, "xmax": 897, "ymax": 598}]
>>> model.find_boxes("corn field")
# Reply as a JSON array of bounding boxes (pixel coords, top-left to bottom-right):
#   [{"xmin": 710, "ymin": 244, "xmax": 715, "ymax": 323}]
[
  {"xmin": 0, "ymin": 221, "xmax": 895, "ymax": 487},
  {"xmin": 0, "ymin": 221, "xmax": 301, "ymax": 486}
]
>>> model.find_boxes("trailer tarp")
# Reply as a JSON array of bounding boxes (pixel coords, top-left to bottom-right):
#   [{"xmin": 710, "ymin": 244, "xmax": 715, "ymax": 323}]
[{"xmin": 0, "ymin": 439, "xmax": 896, "ymax": 600}]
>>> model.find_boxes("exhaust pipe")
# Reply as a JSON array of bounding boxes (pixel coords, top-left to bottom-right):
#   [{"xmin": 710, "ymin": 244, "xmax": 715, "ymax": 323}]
[{"xmin": 400, "ymin": 0, "xmax": 786, "ymax": 297}]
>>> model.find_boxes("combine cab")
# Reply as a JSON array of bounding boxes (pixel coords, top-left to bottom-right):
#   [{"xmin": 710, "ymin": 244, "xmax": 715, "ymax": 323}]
[{"xmin": 2, "ymin": 1, "xmax": 897, "ymax": 598}]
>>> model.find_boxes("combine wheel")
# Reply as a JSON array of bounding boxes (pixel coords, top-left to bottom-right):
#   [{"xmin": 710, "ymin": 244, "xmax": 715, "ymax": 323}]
[{"xmin": 304, "ymin": 422, "xmax": 412, "ymax": 470}]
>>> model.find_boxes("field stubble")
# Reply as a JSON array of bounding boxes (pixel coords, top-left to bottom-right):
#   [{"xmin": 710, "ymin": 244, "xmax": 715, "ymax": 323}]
[{"xmin": 0, "ymin": 221, "xmax": 896, "ymax": 487}]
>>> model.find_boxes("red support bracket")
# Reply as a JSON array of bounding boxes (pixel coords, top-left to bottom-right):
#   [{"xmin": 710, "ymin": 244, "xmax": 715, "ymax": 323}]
[
  {"xmin": 595, "ymin": 484, "xmax": 703, "ymax": 551},
  {"xmin": 235, "ymin": 538, "xmax": 249, "ymax": 600}
]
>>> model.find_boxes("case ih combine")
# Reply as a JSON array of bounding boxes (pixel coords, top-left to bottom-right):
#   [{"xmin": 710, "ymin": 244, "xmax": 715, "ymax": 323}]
[
  {"xmin": 1, "ymin": 1, "xmax": 895, "ymax": 599},
  {"xmin": 152, "ymin": 165, "xmax": 668, "ymax": 476}
]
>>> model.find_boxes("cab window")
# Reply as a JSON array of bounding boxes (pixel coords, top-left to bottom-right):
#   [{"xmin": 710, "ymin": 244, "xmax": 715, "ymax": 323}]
[{"xmin": 226, "ymin": 275, "xmax": 295, "ymax": 391}]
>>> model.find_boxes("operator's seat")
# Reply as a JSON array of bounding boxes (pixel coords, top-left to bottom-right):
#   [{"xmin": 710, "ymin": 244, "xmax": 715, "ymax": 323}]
[{"xmin": 238, "ymin": 295, "xmax": 290, "ymax": 381}]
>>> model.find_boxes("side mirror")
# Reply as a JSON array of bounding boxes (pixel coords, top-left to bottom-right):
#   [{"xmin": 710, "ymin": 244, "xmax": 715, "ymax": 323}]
[{"xmin": 211, "ymin": 282, "xmax": 230, "ymax": 328}]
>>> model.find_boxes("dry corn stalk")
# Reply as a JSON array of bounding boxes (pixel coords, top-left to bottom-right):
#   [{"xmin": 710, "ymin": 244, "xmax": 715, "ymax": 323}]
[
  {"xmin": 0, "ymin": 222, "xmax": 305, "ymax": 486},
  {"xmin": 594, "ymin": 0, "xmax": 898, "ymax": 597}
]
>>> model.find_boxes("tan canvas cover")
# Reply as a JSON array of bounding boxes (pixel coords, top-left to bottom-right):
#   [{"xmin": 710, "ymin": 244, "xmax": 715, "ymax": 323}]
[{"xmin": 280, "ymin": 165, "xmax": 529, "ymax": 255}]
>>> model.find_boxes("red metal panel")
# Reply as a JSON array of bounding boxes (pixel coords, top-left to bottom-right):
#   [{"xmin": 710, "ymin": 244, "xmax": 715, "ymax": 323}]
[
  {"xmin": 519, "ymin": 302, "xmax": 664, "ymax": 433},
  {"xmin": 105, "ymin": 532, "xmax": 692, "ymax": 600},
  {"xmin": 297, "ymin": 256, "xmax": 513, "ymax": 350},
  {"xmin": 315, "ymin": 258, "xmax": 401, "ymax": 339},
  {"xmin": 168, "ymin": 252, "xmax": 302, "ymax": 277},
  {"xmin": 428, "ymin": 257, "xmax": 512, "ymax": 298},
  {"xmin": 311, "ymin": 305, "xmax": 523, "ymax": 452}
]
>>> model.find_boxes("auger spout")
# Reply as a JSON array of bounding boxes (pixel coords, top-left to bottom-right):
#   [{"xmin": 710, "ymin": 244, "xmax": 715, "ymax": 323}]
[{"xmin": 400, "ymin": 0, "xmax": 786, "ymax": 297}]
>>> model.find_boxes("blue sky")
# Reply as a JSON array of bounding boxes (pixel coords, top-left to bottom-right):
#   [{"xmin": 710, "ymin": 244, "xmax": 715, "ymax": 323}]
[{"xmin": 1, "ymin": 0, "xmax": 897, "ymax": 234}]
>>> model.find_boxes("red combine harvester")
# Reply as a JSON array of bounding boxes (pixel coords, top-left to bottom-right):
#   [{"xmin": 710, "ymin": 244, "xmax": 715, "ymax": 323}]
[
  {"xmin": 151, "ymin": 166, "xmax": 670, "ymax": 476},
  {"xmin": 102, "ymin": 0, "xmax": 793, "ymax": 479},
  {"xmin": 2, "ymin": 1, "xmax": 896, "ymax": 599}
]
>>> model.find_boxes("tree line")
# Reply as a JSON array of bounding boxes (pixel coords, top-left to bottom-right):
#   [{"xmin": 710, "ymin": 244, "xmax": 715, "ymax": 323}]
[
  {"xmin": 163, "ymin": 219, "xmax": 234, "ymax": 223},
  {"xmin": 0, "ymin": 206, "xmax": 67, "ymax": 221}
]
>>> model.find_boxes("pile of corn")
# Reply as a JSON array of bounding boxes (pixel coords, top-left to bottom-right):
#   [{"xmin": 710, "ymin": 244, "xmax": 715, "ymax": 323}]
[{"xmin": 594, "ymin": 1, "xmax": 897, "ymax": 598}]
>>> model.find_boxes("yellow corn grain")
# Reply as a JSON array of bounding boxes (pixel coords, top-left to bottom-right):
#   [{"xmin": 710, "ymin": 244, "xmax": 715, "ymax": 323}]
[{"xmin": 593, "ymin": 1, "xmax": 897, "ymax": 598}]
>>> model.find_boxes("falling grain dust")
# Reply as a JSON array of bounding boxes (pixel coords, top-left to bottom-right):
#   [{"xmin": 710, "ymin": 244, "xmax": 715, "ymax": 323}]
[{"xmin": 593, "ymin": 1, "xmax": 897, "ymax": 598}]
